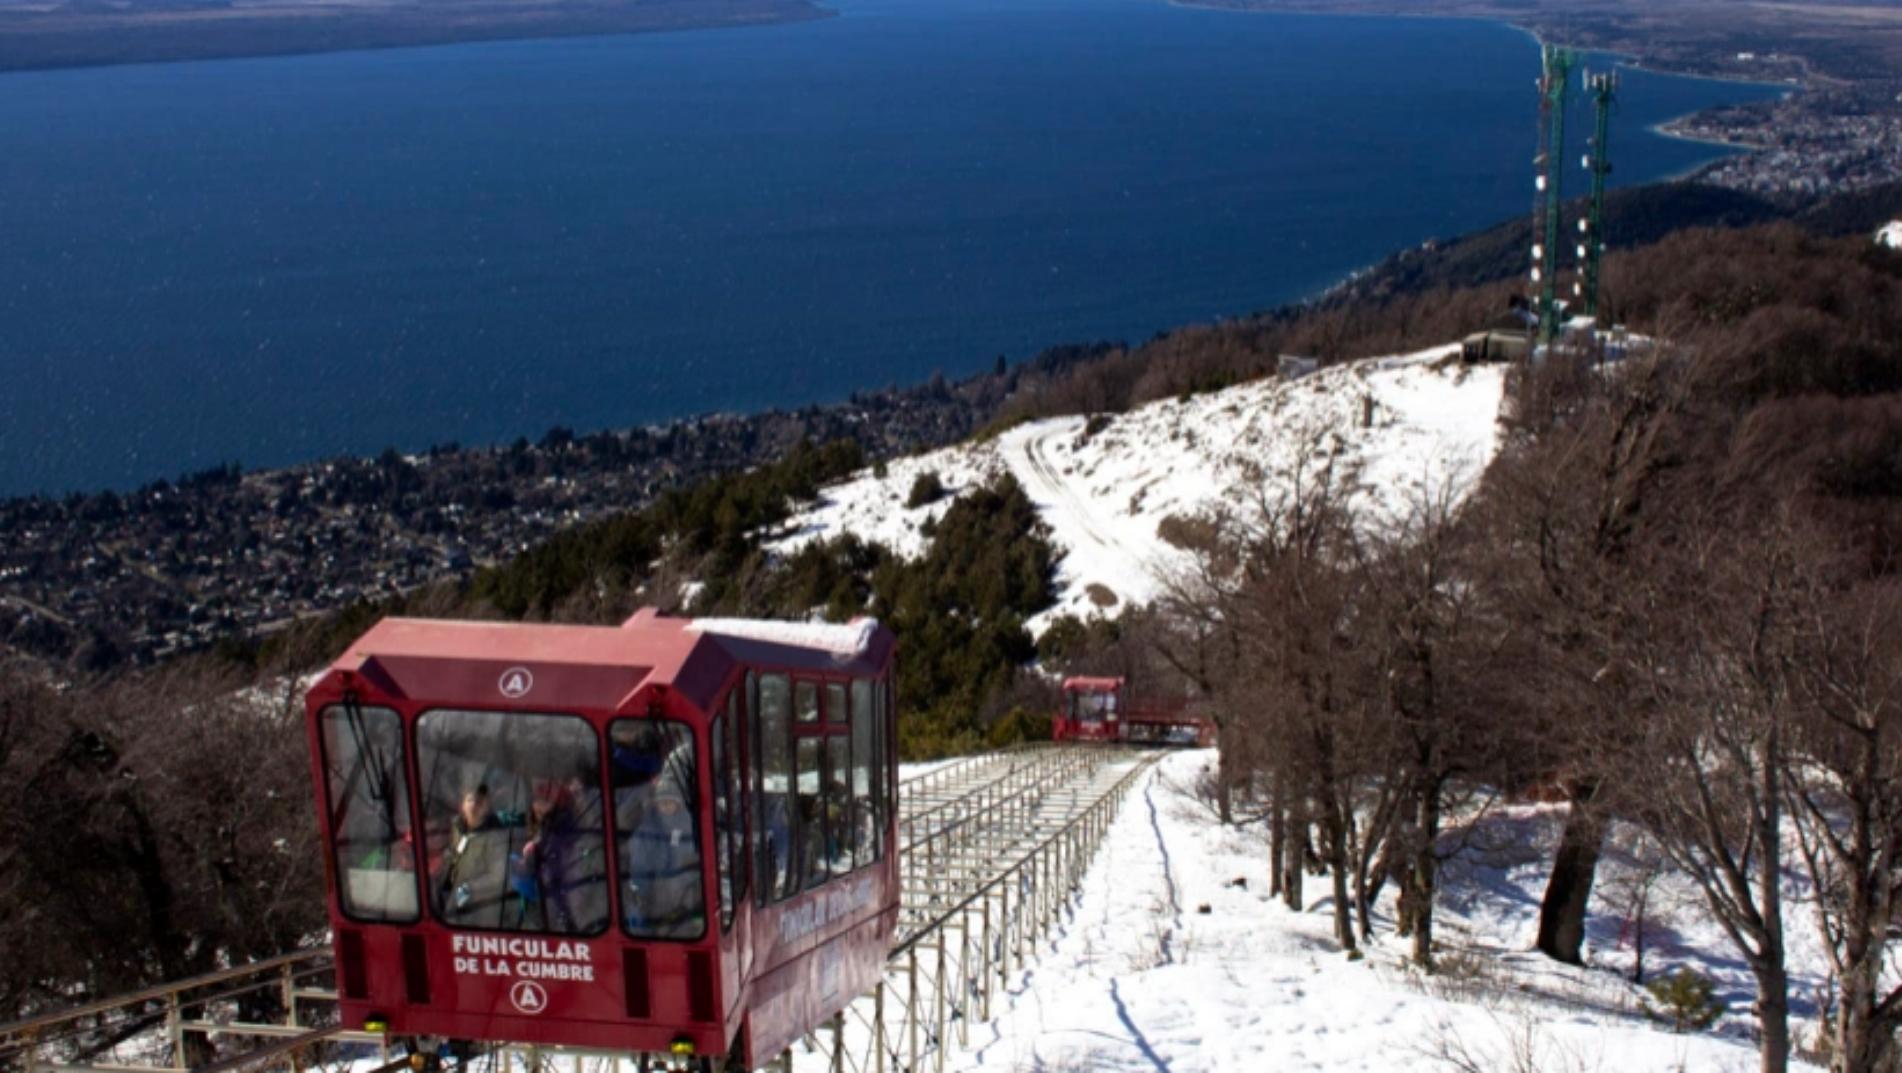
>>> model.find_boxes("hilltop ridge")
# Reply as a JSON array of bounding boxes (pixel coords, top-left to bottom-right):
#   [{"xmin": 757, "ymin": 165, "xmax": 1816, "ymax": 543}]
[{"xmin": 773, "ymin": 344, "xmax": 1506, "ymax": 630}]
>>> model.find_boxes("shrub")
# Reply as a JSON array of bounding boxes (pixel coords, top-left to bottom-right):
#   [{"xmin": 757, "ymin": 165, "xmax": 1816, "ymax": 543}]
[
  {"xmin": 986, "ymin": 706, "xmax": 1053, "ymax": 748},
  {"xmin": 1643, "ymin": 967, "xmax": 1726, "ymax": 1033},
  {"xmin": 1074, "ymin": 414, "xmax": 1113, "ymax": 447},
  {"xmin": 906, "ymin": 470, "xmax": 948, "ymax": 509}
]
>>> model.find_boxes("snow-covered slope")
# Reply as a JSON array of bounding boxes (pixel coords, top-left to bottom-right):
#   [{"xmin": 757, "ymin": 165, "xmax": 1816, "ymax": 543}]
[
  {"xmin": 774, "ymin": 345, "xmax": 1507, "ymax": 628},
  {"xmin": 908, "ymin": 750, "xmax": 1821, "ymax": 1073},
  {"xmin": 1878, "ymin": 220, "xmax": 1902, "ymax": 250}
]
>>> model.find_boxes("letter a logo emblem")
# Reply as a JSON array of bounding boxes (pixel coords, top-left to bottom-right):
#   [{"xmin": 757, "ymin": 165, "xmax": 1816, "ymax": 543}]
[
  {"xmin": 499, "ymin": 667, "xmax": 534, "ymax": 699},
  {"xmin": 509, "ymin": 980, "xmax": 548, "ymax": 1015}
]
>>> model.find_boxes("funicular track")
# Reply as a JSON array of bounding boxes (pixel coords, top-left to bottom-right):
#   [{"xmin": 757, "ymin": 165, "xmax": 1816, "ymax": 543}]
[{"xmin": 0, "ymin": 745, "xmax": 1159, "ymax": 1073}]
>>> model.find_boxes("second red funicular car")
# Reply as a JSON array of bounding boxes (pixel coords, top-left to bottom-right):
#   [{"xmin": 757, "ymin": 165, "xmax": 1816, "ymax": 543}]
[
  {"xmin": 1051, "ymin": 676, "xmax": 1215, "ymax": 746},
  {"xmin": 304, "ymin": 609, "xmax": 898, "ymax": 1070}
]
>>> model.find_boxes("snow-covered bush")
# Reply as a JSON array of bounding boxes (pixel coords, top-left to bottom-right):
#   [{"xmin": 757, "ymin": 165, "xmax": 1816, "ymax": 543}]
[{"xmin": 1643, "ymin": 967, "xmax": 1725, "ymax": 1033}]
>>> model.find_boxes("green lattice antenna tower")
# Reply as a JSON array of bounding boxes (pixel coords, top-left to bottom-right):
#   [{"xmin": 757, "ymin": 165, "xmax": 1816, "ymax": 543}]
[
  {"xmin": 1578, "ymin": 69, "xmax": 1618, "ymax": 321},
  {"xmin": 1530, "ymin": 44, "xmax": 1577, "ymax": 346}
]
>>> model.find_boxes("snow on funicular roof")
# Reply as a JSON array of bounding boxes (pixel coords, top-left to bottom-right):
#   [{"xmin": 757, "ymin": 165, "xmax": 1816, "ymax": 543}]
[
  {"xmin": 689, "ymin": 616, "xmax": 880, "ymax": 658},
  {"xmin": 685, "ymin": 615, "xmax": 895, "ymax": 678}
]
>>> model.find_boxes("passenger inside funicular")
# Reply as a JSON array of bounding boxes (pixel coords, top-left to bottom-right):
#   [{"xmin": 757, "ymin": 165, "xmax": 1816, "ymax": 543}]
[
  {"xmin": 417, "ymin": 709, "xmax": 610, "ymax": 935},
  {"xmin": 611, "ymin": 721, "xmax": 705, "ymax": 940},
  {"xmin": 1071, "ymin": 687, "xmax": 1117, "ymax": 725}
]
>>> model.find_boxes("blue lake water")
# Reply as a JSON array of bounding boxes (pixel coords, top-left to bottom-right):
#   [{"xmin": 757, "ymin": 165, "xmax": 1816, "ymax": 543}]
[{"xmin": 0, "ymin": 0, "xmax": 1781, "ymax": 495}]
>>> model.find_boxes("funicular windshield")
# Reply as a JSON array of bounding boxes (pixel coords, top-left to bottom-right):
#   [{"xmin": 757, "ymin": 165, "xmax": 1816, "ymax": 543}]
[
  {"xmin": 318, "ymin": 704, "xmax": 418, "ymax": 922},
  {"xmin": 1068, "ymin": 688, "xmax": 1118, "ymax": 725},
  {"xmin": 415, "ymin": 710, "xmax": 610, "ymax": 936},
  {"xmin": 610, "ymin": 721, "xmax": 704, "ymax": 940}
]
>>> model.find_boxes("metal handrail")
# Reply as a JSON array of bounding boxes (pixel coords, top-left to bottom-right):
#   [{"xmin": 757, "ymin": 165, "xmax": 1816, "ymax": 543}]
[{"xmin": 0, "ymin": 951, "xmax": 328, "ymax": 1040}]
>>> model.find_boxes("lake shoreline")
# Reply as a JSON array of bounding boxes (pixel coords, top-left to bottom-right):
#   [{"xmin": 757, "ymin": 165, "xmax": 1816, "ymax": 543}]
[
  {"xmin": 1164, "ymin": 0, "xmax": 1787, "ymax": 220},
  {"xmin": 0, "ymin": 0, "xmax": 833, "ymax": 76},
  {"xmin": 1165, "ymin": 0, "xmax": 1808, "ymax": 93}
]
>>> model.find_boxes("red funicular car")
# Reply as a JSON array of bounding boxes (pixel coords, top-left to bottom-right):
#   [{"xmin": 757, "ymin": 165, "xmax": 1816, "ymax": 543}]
[
  {"xmin": 304, "ymin": 609, "xmax": 898, "ymax": 1070},
  {"xmin": 1051, "ymin": 676, "xmax": 1215, "ymax": 747}
]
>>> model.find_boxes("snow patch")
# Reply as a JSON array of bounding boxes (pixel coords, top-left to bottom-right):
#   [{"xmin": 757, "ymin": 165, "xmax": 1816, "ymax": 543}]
[
  {"xmin": 1877, "ymin": 220, "xmax": 1902, "ymax": 250},
  {"xmin": 776, "ymin": 344, "xmax": 1507, "ymax": 632},
  {"xmin": 907, "ymin": 751, "xmax": 1825, "ymax": 1073}
]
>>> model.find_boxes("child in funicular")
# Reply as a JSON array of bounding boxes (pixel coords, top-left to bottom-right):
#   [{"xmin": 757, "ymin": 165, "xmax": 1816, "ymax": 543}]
[{"xmin": 622, "ymin": 778, "xmax": 704, "ymax": 939}]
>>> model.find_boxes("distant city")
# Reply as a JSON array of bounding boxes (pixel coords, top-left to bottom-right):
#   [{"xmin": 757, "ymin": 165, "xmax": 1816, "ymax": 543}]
[{"xmin": 1668, "ymin": 82, "xmax": 1902, "ymax": 199}]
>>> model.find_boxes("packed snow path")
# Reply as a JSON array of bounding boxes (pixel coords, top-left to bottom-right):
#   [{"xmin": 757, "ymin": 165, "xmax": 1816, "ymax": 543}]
[{"xmin": 926, "ymin": 750, "xmax": 1806, "ymax": 1073}]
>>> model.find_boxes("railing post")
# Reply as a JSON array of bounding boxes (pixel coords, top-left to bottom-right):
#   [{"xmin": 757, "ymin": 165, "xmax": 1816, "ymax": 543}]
[
  {"xmin": 872, "ymin": 980, "xmax": 886, "ymax": 1073},
  {"xmin": 932, "ymin": 929, "xmax": 947, "ymax": 1073},
  {"xmin": 829, "ymin": 1010, "xmax": 846, "ymax": 1073},
  {"xmin": 954, "ymin": 918, "xmax": 968, "ymax": 1049},
  {"xmin": 166, "ymin": 991, "xmax": 186, "ymax": 1071},
  {"xmin": 281, "ymin": 963, "xmax": 299, "ymax": 1029},
  {"xmin": 906, "ymin": 947, "xmax": 920, "ymax": 1073},
  {"xmin": 997, "ymin": 877, "xmax": 1011, "ymax": 980},
  {"xmin": 980, "ymin": 894, "xmax": 994, "ymax": 1021}
]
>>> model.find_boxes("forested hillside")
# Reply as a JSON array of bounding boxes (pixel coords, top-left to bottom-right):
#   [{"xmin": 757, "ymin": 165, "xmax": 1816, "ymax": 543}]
[{"xmin": 1321, "ymin": 179, "xmax": 1902, "ymax": 308}]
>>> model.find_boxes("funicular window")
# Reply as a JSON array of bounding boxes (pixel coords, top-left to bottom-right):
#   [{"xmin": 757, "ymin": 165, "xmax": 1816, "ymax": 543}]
[
  {"xmin": 826, "ymin": 734, "xmax": 853, "ymax": 873},
  {"xmin": 724, "ymin": 690, "xmax": 749, "ymax": 913},
  {"xmin": 882, "ymin": 675, "xmax": 897, "ymax": 822},
  {"xmin": 710, "ymin": 706, "xmax": 734, "ymax": 930},
  {"xmin": 415, "ymin": 710, "xmax": 608, "ymax": 936},
  {"xmin": 319, "ymin": 704, "xmax": 418, "ymax": 923},
  {"xmin": 850, "ymin": 680, "xmax": 879, "ymax": 866},
  {"xmin": 710, "ymin": 689, "xmax": 749, "ymax": 931},
  {"xmin": 610, "ymin": 720, "xmax": 704, "ymax": 940},
  {"xmin": 795, "ymin": 681, "xmax": 820, "ymax": 724},
  {"xmin": 1073, "ymin": 689, "xmax": 1114, "ymax": 723},
  {"xmin": 756, "ymin": 674, "xmax": 794, "ymax": 903},
  {"xmin": 795, "ymin": 736, "xmax": 827, "ymax": 889},
  {"xmin": 827, "ymin": 682, "xmax": 847, "ymax": 726}
]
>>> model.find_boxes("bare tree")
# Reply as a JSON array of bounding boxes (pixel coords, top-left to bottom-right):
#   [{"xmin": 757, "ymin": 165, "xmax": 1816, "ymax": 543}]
[
  {"xmin": 1474, "ymin": 343, "xmax": 1704, "ymax": 967},
  {"xmin": 1622, "ymin": 510, "xmax": 1802, "ymax": 1073},
  {"xmin": 1358, "ymin": 474, "xmax": 1515, "ymax": 970},
  {"xmin": 1784, "ymin": 573, "xmax": 1902, "ymax": 1073},
  {"xmin": 0, "ymin": 660, "xmax": 323, "ymax": 1037}
]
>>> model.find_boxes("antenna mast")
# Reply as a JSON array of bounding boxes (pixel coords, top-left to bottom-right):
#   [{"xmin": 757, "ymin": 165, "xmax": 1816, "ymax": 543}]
[
  {"xmin": 1530, "ymin": 44, "xmax": 1577, "ymax": 346},
  {"xmin": 1579, "ymin": 69, "xmax": 1617, "ymax": 321}
]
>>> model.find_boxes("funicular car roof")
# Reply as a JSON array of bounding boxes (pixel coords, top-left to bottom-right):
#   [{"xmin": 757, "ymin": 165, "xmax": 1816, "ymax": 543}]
[{"xmin": 317, "ymin": 610, "xmax": 892, "ymax": 717}]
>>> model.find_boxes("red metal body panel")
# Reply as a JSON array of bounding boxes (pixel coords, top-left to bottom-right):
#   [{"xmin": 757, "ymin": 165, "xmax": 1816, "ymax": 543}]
[{"xmin": 304, "ymin": 611, "xmax": 899, "ymax": 1063}]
